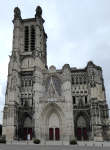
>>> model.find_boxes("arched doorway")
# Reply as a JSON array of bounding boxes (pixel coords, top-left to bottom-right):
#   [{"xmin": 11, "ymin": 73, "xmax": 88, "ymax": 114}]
[
  {"xmin": 18, "ymin": 112, "xmax": 32, "ymax": 140},
  {"xmin": 40, "ymin": 102, "xmax": 66, "ymax": 141},
  {"xmin": 77, "ymin": 116, "xmax": 87, "ymax": 141},
  {"xmin": 49, "ymin": 113, "xmax": 60, "ymax": 140},
  {"xmin": 74, "ymin": 111, "xmax": 90, "ymax": 141},
  {"xmin": 23, "ymin": 117, "xmax": 32, "ymax": 140}
]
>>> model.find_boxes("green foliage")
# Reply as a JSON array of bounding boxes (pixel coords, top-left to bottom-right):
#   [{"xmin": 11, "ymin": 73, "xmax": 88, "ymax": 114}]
[
  {"xmin": 33, "ymin": 139, "xmax": 40, "ymax": 144},
  {"xmin": 0, "ymin": 139, "xmax": 6, "ymax": 143},
  {"xmin": 70, "ymin": 139, "xmax": 77, "ymax": 145}
]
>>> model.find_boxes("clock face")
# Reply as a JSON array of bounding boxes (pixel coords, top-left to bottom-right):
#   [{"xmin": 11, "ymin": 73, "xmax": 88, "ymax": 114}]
[{"xmin": 22, "ymin": 57, "xmax": 35, "ymax": 68}]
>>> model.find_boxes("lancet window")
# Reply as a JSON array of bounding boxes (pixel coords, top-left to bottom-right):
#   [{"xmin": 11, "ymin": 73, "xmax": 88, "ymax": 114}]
[
  {"xmin": 76, "ymin": 77, "xmax": 78, "ymax": 84},
  {"xmin": 21, "ymin": 76, "xmax": 33, "ymax": 87},
  {"xmin": 45, "ymin": 77, "xmax": 51, "ymax": 93},
  {"xmin": 80, "ymin": 77, "xmax": 82, "ymax": 84},
  {"xmin": 84, "ymin": 77, "xmax": 86, "ymax": 84},
  {"xmin": 52, "ymin": 76, "xmax": 61, "ymax": 96},
  {"xmin": 72, "ymin": 77, "xmax": 74, "ymax": 84},
  {"xmin": 24, "ymin": 25, "xmax": 35, "ymax": 51},
  {"xmin": 30, "ymin": 26, "xmax": 35, "ymax": 51},
  {"xmin": 45, "ymin": 76, "xmax": 61, "ymax": 96},
  {"xmin": 24, "ymin": 26, "xmax": 29, "ymax": 51}
]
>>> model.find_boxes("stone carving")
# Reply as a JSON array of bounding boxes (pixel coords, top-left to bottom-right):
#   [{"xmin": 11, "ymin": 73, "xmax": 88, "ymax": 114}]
[
  {"xmin": 78, "ymin": 98, "xmax": 84, "ymax": 106},
  {"xmin": 90, "ymin": 71, "xmax": 96, "ymax": 87},
  {"xmin": 49, "ymin": 65, "xmax": 56, "ymax": 73},
  {"xmin": 45, "ymin": 77, "xmax": 51, "ymax": 93},
  {"xmin": 72, "ymin": 72, "xmax": 87, "ymax": 85},
  {"xmin": 2, "ymin": 7, "xmax": 109, "ymax": 141},
  {"xmin": 77, "ymin": 116, "xmax": 86, "ymax": 127},
  {"xmin": 3, "ymin": 107, "xmax": 7, "ymax": 119},
  {"xmin": 14, "ymin": 7, "xmax": 21, "ymax": 17},
  {"xmin": 62, "ymin": 64, "xmax": 71, "ymax": 82},
  {"xmin": 10, "ymin": 76, "xmax": 16, "ymax": 91},
  {"xmin": 48, "ymin": 84, "xmax": 56, "ymax": 97},
  {"xmin": 24, "ymin": 117, "xmax": 32, "ymax": 127},
  {"xmin": 45, "ymin": 76, "xmax": 61, "ymax": 97},
  {"xmin": 52, "ymin": 76, "xmax": 61, "ymax": 96},
  {"xmin": 21, "ymin": 75, "xmax": 33, "ymax": 88},
  {"xmin": 13, "ymin": 51, "xmax": 17, "ymax": 62},
  {"xmin": 35, "ymin": 6, "xmax": 42, "ymax": 17}
]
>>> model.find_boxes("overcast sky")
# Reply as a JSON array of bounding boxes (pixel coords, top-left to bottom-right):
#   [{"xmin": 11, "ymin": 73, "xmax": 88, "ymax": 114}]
[{"xmin": 0, "ymin": 0, "xmax": 110, "ymax": 124}]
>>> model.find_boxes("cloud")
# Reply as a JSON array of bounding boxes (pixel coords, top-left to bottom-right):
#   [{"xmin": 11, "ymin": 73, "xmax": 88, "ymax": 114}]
[{"xmin": 0, "ymin": 0, "xmax": 110, "ymax": 124}]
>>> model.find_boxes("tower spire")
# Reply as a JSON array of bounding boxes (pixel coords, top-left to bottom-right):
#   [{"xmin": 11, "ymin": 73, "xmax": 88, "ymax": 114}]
[{"xmin": 35, "ymin": 6, "xmax": 42, "ymax": 17}]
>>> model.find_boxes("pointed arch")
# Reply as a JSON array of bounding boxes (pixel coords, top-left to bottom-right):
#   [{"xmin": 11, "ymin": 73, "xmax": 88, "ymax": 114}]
[
  {"xmin": 45, "ymin": 107, "xmax": 62, "ymax": 135},
  {"xmin": 40, "ymin": 102, "xmax": 66, "ymax": 135},
  {"xmin": 18, "ymin": 112, "xmax": 33, "ymax": 139},
  {"xmin": 74, "ymin": 110, "xmax": 91, "ymax": 138},
  {"xmin": 45, "ymin": 74, "xmax": 62, "ymax": 84},
  {"xmin": 45, "ymin": 75, "xmax": 61, "ymax": 97},
  {"xmin": 74, "ymin": 110, "xmax": 90, "ymax": 126},
  {"xmin": 41, "ymin": 102, "xmax": 65, "ymax": 119},
  {"xmin": 19, "ymin": 111, "xmax": 32, "ymax": 125}
]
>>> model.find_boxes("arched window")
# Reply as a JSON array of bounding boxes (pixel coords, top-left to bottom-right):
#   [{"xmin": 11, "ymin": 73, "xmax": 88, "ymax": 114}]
[
  {"xmin": 84, "ymin": 77, "xmax": 86, "ymax": 84},
  {"xmin": 52, "ymin": 76, "xmax": 61, "ymax": 96},
  {"xmin": 24, "ymin": 26, "xmax": 29, "ymax": 51},
  {"xmin": 80, "ymin": 77, "xmax": 82, "ymax": 84},
  {"xmin": 29, "ymin": 80, "xmax": 31, "ymax": 86},
  {"xmin": 45, "ymin": 77, "xmax": 51, "ymax": 93},
  {"xmin": 76, "ymin": 77, "xmax": 78, "ymax": 84},
  {"xmin": 25, "ymin": 80, "xmax": 28, "ymax": 86},
  {"xmin": 22, "ymin": 80, "xmax": 24, "ymax": 87},
  {"xmin": 72, "ymin": 77, "xmax": 74, "ymax": 84},
  {"xmin": 30, "ymin": 26, "xmax": 35, "ymax": 51}
]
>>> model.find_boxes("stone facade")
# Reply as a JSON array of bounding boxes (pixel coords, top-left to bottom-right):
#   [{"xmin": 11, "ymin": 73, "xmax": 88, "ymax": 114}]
[{"xmin": 2, "ymin": 6, "xmax": 110, "ymax": 141}]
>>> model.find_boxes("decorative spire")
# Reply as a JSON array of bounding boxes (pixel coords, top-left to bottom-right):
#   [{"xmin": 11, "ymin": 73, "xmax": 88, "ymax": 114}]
[
  {"xmin": 14, "ymin": 7, "xmax": 21, "ymax": 18},
  {"xmin": 35, "ymin": 6, "xmax": 42, "ymax": 17}
]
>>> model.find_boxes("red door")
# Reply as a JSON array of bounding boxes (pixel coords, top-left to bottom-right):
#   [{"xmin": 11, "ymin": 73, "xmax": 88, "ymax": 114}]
[
  {"xmin": 49, "ymin": 128, "xmax": 54, "ymax": 140},
  {"xmin": 83, "ymin": 128, "xmax": 87, "ymax": 141},
  {"xmin": 24, "ymin": 128, "xmax": 27, "ymax": 140},
  {"xmin": 29, "ymin": 128, "xmax": 32, "ymax": 140},
  {"xmin": 77, "ymin": 128, "xmax": 81, "ymax": 140},
  {"xmin": 55, "ymin": 128, "xmax": 60, "ymax": 140}
]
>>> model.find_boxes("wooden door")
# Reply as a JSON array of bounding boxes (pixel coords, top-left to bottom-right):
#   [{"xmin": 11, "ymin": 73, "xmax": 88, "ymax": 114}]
[
  {"xmin": 77, "ymin": 128, "xmax": 81, "ymax": 140},
  {"xmin": 83, "ymin": 128, "xmax": 87, "ymax": 141},
  {"xmin": 24, "ymin": 128, "xmax": 27, "ymax": 140},
  {"xmin": 29, "ymin": 128, "xmax": 32, "ymax": 140},
  {"xmin": 55, "ymin": 128, "xmax": 60, "ymax": 140},
  {"xmin": 49, "ymin": 128, "xmax": 54, "ymax": 140}
]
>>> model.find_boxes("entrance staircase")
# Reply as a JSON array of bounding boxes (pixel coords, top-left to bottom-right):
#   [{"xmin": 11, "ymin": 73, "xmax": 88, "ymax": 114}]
[{"xmin": 6, "ymin": 140, "xmax": 69, "ymax": 145}]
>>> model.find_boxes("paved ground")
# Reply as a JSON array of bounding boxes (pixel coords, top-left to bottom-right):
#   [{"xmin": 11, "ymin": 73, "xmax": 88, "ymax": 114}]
[
  {"xmin": 0, "ymin": 145, "xmax": 110, "ymax": 150},
  {"xmin": 5, "ymin": 140, "xmax": 110, "ymax": 147}
]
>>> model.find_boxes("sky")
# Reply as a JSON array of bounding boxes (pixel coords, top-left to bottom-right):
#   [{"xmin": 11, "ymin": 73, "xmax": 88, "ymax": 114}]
[{"xmin": 0, "ymin": 0, "xmax": 110, "ymax": 124}]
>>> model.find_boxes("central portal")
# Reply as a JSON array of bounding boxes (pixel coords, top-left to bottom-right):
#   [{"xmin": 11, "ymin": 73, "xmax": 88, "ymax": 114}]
[
  {"xmin": 49, "ymin": 128, "xmax": 60, "ymax": 140},
  {"xmin": 49, "ymin": 113, "xmax": 60, "ymax": 140}
]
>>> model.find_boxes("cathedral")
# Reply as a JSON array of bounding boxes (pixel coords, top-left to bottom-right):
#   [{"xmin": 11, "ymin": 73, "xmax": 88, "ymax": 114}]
[{"xmin": 2, "ymin": 6, "xmax": 110, "ymax": 142}]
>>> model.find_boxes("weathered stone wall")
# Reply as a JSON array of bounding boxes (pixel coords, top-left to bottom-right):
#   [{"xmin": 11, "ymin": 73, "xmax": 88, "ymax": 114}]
[{"xmin": 2, "ymin": 6, "xmax": 109, "ymax": 142}]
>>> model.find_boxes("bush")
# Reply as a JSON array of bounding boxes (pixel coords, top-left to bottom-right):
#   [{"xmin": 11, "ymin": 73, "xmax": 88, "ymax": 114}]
[
  {"xmin": 0, "ymin": 139, "xmax": 6, "ymax": 143},
  {"xmin": 33, "ymin": 139, "xmax": 40, "ymax": 144},
  {"xmin": 70, "ymin": 139, "xmax": 77, "ymax": 145}
]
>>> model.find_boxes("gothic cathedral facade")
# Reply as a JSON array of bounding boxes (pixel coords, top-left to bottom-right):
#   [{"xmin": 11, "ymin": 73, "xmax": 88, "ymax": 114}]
[{"xmin": 2, "ymin": 6, "xmax": 110, "ymax": 141}]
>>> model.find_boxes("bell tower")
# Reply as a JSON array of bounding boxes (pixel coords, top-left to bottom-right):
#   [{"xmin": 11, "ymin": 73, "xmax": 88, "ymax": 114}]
[{"xmin": 2, "ymin": 6, "xmax": 48, "ymax": 141}]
